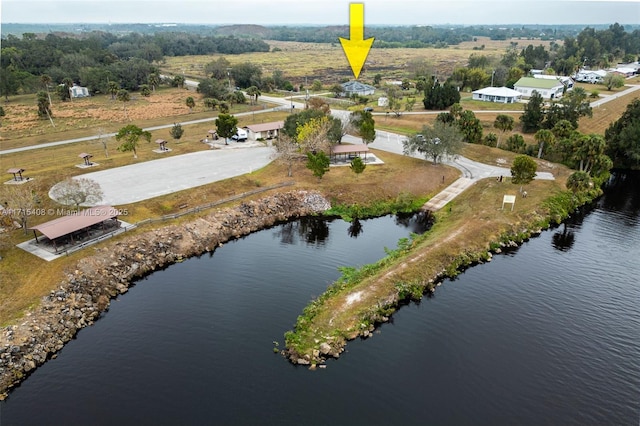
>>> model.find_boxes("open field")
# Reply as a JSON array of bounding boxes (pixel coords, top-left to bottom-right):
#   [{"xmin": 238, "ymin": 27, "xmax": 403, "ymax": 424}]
[
  {"xmin": 161, "ymin": 37, "xmax": 557, "ymax": 85},
  {"xmin": 0, "ymin": 87, "xmax": 275, "ymax": 150}
]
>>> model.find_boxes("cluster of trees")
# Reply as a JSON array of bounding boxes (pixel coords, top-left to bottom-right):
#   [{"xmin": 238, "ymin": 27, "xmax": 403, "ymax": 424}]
[
  {"xmin": 273, "ymin": 99, "xmax": 374, "ymax": 179},
  {"xmin": 443, "ymin": 24, "xmax": 639, "ymax": 93},
  {"xmin": 0, "ymin": 31, "xmax": 269, "ymax": 98},
  {"xmin": 422, "ymin": 77, "xmax": 461, "ymax": 110},
  {"xmin": 520, "ymin": 88, "xmax": 592, "ymax": 133}
]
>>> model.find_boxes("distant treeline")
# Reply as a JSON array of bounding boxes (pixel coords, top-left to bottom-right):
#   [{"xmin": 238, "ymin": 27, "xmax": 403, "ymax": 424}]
[{"xmin": 0, "ymin": 31, "xmax": 269, "ymax": 97}]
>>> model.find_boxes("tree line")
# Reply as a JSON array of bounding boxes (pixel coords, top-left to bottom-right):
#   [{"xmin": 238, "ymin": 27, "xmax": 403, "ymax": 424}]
[{"xmin": 0, "ymin": 31, "xmax": 269, "ymax": 98}]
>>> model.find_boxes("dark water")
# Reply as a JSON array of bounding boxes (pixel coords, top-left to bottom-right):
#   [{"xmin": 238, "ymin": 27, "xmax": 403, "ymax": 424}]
[{"xmin": 1, "ymin": 174, "xmax": 639, "ymax": 426}]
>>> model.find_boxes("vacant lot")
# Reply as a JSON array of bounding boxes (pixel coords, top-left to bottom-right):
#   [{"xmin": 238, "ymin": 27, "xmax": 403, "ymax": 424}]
[{"xmin": 161, "ymin": 37, "xmax": 557, "ymax": 84}]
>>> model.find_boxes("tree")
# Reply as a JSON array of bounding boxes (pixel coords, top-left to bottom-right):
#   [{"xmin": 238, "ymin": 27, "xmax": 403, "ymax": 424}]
[
  {"xmin": 520, "ymin": 90, "xmax": 544, "ymax": 133},
  {"xmin": 186, "ymin": 96, "xmax": 195, "ymax": 112},
  {"xmin": 544, "ymin": 87, "xmax": 592, "ymax": 129},
  {"xmin": 204, "ymin": 57, "xmax": 231, "ymax": 80},
  {"xmin": 198, "ymin": 78, "xmax": 229, "ymax": 100},
  {"xmin": 148, "ymin": 72, "xmax": 160, "ymax": 92},
  {"xmin": 230, "ymin": 62, "xmax": 262, "ymax": 88},
  {"xmin": 116, "ymin": 89, "xmax": 130, "ymax": 119},
  {"xmin": 140, "ymin": 84, "xmax": 151, "ymax": 97},
  {"xmin": 306, "ymin": 151, "xmax": 330, "ymax": 180},
  {"xmin": 173, "ymin": 75, "xmax": 185, "ymax": 89},
  {"xmin": 534, "ymin": 129, "xmax": 556, "ymax": 159},
  {"xmin": 0, "ymin": 106, "xmax": 5, "ymax": 127},
  {"xmin": 115, "ymin": 124, "xmax": 151, "ymax": 158},
  {"xmin": 170, "ymin": 122, "xmax": 184, "ymax": 142},
  {"xmin": 605, "ymin": 98, "xmax": 640, "ymax": 169},
  {"xmin": 203, "ymin": 98, "xmax": 219, "ymax": 111},
  {"xmin": 483, "ymin": 132, "xmax": 498, "ymax": 147},
  {"xmin": 50, "ymin": 178, "xmax": 104, "ymax": 211},
  {"xmin": 405, "ymin": 97, "xmax": 416, "ymax": 112},
  {"xmin": 403, "ymin": 121, "xmax": 464, "ymax": 164},
  {"xmin": 511, "ymin": 155, "xmax": 537, "ymax": 184},
  {"xmin": 494, "ymin": 114, "xmax": 514, "ymax": 148},
  {"xmin": 246, "ymin": 86, "xmax": 261, "ymax": 105},
  {"xmin": 215, "ymin": 113, "xmax": 238, "ymax": 145},
  {"xmin": 330, "ymin": 84, "xmax": 343, "ymax": 97},
  {"xmin": 273, "ymin": 134, "xmax": 302, "ymax": 177},
  {"xmin": 107, "ymin": 81, "xmax": 119, "ymax": 100},
  {"xmin": 57, "ymin": 77, "xmax": 73, "ymax": 102},
  {"xmin": 296, "ymin": 116, "xmax": 332, "ymax": 153},
  {"xmin": 423, "ymin": 80, "xmax": 460, "ymax": 110},
  {"xmin": 566, "ymin": 171, "xmax": 591, "ymax": 193},
  {"xmin": 350, "ymin": 156, "xmax": 366, "ymax": 177},
  {"xmin": 602, "ymin": 73, "xmax": 625, "ymax": 91},
  {"xmin": 307, "ymin": 97, "xmax": 331, "ymax": 114},
  {"xmin": 350, "ymin": 111, "xmax": 376, "ymax": 145},
  {"xmin": 40, "ymin": 74, "xmax": 53, "ymax": 106},
  {"xmin": 572, "ymin": 134, "xmax": 607, "ymax": 174},
  {"xmin": 311, "ymin": 80, "xmax": 323, "ymax": 92},
  {"xmin": 457, "ymin": 110, "xmax": 483, "ymax": 144},
  {"xmin": 218, "ymin": 102, "xmax": 230, "ymax": 114},
  {"xmin": 505, "ymin": 134, "xmax": 525, "ymax": 153},
  {"xmin": 36, "ymin": 90, "xmax": 55, "ymax": 127}
]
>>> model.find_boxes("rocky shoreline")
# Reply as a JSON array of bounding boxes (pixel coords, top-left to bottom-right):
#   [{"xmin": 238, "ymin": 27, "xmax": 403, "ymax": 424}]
[{"xmin": 0, "ymin": 190, "xmax": 331, "ymax": 399}]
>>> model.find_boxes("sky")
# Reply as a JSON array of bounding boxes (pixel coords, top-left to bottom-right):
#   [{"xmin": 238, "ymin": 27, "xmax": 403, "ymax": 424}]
[{"xmin": 1, "ymin": 0, "xmax": 638, "ymax": 25}]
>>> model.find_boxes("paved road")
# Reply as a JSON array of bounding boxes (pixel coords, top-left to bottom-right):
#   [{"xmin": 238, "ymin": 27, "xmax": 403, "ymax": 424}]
[{"xmin": 51, "ymin": 146, "xmax": 273, "ymax": 206}]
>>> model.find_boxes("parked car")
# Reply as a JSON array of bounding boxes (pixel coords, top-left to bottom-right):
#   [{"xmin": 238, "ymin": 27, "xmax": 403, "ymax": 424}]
[
  {"xmin": 231, "ymin": 128, "xmax": 248, "ymax": 141},
  {"xmin": 364, "ymin": 107, "xmax": 374, "ymax": 112}
]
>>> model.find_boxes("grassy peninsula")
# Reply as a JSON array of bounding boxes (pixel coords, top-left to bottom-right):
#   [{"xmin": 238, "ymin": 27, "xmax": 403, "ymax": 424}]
[{"xmin": 283, "ymin": 150, "xmax": 601, "ymax": 365}]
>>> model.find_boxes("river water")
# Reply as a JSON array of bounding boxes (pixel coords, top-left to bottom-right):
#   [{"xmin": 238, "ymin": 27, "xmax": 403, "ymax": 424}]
[{"xmin": 1, "ymin": 173, "xmax": 638, "ymax": 425}]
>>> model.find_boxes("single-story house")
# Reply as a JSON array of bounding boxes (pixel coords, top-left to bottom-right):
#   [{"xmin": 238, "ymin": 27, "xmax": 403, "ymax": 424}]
[
  {"xmin": 573, "ymin": 69, "xmax": 608, "ymax": 84},
  {"xmin": 245, "ymin": 121, "xmax": 284, "ymax": 140},
  {"xmin": 472, "ymin": 86, "xmax": 522, "ymax": 103},
  {"xmin": 610, "ymin": 67, "xmax": 636, "ymax": 78},
  {"xmin": 514, "ymin": 77, "xmax": 565, "ymax": 100},
  {"xmin": 340, "ymin": 81, "xmax": 375, "ymax": 97},
  {"xmin": 70, "ymin": 85, "xmax": 89, "ymax": 98},
  {"xmin": 533, "ymin": 74, "xmax": 574, "ymax": 90}
]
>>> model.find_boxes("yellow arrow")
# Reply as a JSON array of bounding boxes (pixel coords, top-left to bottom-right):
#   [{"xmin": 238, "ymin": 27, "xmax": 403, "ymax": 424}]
[{"xmin": 339, "ymin": 3, "xmax": 374, "ymax": 80}]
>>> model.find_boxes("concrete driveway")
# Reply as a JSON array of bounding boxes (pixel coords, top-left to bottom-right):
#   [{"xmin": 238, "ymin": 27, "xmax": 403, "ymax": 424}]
[{"xmin": 51, "ymin": 146, "xmax": 274, "ymax": 206}]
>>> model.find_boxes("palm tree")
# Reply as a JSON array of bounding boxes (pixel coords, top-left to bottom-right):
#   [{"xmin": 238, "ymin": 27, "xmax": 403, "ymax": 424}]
[
  {"xmin": 246, "ymin": 86, "xmax": 261, "ymax": 105},
  {"xmin": 40, "ymin": 74, "xmax": 53, "ymax": 106},
  {"xmin": 62, "ymin": 77, "xmax": 74, "ymax": 101},
  {"xmin": 108, "ymin": 81, "xmax": 119, "ymax": 100},
  {"xmin": 148, "ymin": 72, "xmax": 160, "ymax": 92},
  {"xmin": 116, "ymin": 89, "xmax": 130, "ymax": 119},
  {"xmin": 534, "ymin": 129, "xmax": 555, "ymax": 159},
  {"xmin": 494, "ymin": 114, "xmax": 514, "ymax": 149}
]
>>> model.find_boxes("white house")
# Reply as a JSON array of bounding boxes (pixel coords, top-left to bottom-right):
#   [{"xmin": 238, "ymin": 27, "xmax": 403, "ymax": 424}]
[
  {"xmin": 340, "ymin": 81, "xmax": 375, "ymax": 97},
  {"xmin": 377, "ymin": 97, "xmax": 389, "ymax": 107},
  {"xmin": 514, "ymin": 77, "xmax": 565, "ymax": 100},
  {"xmin": 472, "ymin": 86, "xmax": 522, "ymax": 103},
  {"xmin": 533, "ymin": 74, "xmax": 574, "ymax": 90},
  {"xmin": 70, "ymin": 85, "xmax": 89, "ymax": 98},
  {"xmin": 245, "ymin": 121, "xmax": 284, "ymax": 141},
  {"xmin": 573, "ymin": 69, "xmax": 608, "ymax": 84}
]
